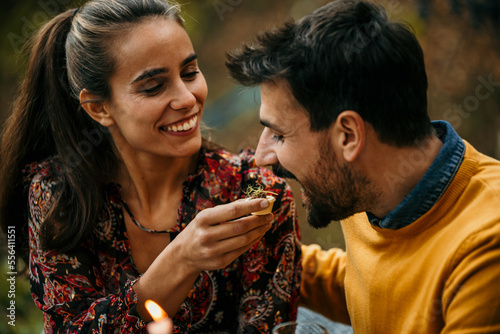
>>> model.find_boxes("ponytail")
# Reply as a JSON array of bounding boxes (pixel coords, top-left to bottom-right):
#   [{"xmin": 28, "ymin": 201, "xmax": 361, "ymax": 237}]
[
  {"xmin": 0, "ymin": 0, "xmax": 184, "ymax": 269},
  {"xmin": 0, "ymin": 10, "xmax": 75, "ymax": 266},
  {"xmin": 0, "ymin": 9, "xmax": 111, "ymax": 267}
]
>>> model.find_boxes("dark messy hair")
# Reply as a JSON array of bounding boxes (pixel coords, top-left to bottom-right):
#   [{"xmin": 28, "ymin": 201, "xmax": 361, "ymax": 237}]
[
  {"xmin": 0, "ymin": 0, "xmax": 183, "ymax": 267},
  {"xmin": 226, "ymin": 0, "xmax": 432, "ymax": 147}
]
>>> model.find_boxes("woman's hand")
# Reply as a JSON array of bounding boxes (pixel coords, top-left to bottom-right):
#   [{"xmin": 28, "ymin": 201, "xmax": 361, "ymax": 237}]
[
  {"xmin": 172, "ymin": 198, "xmax": 273, "ymax": 272},
  {"xmin": 134, "ymin": 198, "xmax": 273, "ymax": 321}
]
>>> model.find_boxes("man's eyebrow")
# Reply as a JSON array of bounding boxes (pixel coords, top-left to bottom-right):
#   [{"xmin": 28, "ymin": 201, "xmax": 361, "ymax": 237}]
[
  {"xmin": 130, "ymin": 54, "xmax": 198, "ymax": 85},
  {"xmin": 260, "ymin": 119, "xmax": 284, "ymax": 133}
]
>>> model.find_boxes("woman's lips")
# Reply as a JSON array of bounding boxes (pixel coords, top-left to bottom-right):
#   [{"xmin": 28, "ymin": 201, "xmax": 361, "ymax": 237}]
[{"xmin": 161, "ymin": 114, "xmax": 198, "ymax": 133}]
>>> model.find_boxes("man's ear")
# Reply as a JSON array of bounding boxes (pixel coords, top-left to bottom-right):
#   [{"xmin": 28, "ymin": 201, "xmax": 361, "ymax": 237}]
[
  {"xmin": 332, "ymin": 110, "xmax": 365, "ymax": 162},
  {"xmin": 79, "ymin": 89, "xmax": 115, "ymax": 127}
]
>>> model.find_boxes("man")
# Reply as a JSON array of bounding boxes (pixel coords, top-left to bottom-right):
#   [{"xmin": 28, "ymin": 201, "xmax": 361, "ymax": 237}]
[{"xmin": 226, "ymin": 0, "xmax": 500, "ymax": 333}]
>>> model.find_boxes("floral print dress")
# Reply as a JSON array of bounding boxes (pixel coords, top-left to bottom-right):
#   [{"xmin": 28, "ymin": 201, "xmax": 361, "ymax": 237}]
[{"xmin": 26, "ymin": 148, "xmax": 301, "ymax": 333}]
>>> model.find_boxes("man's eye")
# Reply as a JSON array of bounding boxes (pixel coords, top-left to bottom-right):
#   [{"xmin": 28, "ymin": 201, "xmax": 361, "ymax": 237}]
[{"xmin": 272, "ymin": 134, "xmax": 284, "ymax": 142}]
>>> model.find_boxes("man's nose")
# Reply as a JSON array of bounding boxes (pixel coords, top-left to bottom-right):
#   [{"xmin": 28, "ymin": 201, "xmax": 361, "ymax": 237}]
[{"xmin": 255, "ymin": 128, "xmax": 278, "ymax": 167}]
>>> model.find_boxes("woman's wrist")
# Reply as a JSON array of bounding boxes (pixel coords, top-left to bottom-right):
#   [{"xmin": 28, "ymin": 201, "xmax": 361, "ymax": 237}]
[{"xmin": 133, "ymin": 241, "xmax": 201, "ymax": 321}]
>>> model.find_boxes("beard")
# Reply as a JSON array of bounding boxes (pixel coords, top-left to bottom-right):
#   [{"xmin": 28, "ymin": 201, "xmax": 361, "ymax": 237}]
[
  {"xmin": 303, "ymin": 141, "xmax": 378, "ymax": 228},
  {"xmin": 272, "ymin": 138, "xmax": 378, "ymax": 229},
  {"xmin": 272, "ymin": 138, "xmax": 381, "ymax": 229}
]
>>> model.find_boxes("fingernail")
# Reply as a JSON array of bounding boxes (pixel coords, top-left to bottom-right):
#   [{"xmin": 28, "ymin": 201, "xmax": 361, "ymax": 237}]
[
  {"xmin": 266, "ymin": 214, "xmax": 274, "ymax": 222},
  {"xmin": 260, "ymin": 199, "xmax": 270, "ymax": 208}
]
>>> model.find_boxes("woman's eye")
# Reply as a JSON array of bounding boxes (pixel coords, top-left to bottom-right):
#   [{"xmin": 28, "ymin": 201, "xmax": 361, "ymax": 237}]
[
  {"xmin": 182, "ymin": 71, "xmax": 199, "ymax": 80},
  {"xmin": 140, "ymin": 80, "xmax": 163, "ymax": 95},
  {"xmin": 141, "ymin": 84, "xmax": 162, "ymax": 95}
]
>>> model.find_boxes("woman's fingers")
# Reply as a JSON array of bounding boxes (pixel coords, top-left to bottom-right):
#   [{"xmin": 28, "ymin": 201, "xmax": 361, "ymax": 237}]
[
  {"xmin": 199, "ymin": 217, "xmax": 272, "ymax": 269},
  {"xmin": 211, "ymin": 212, "xmax": 272, "ymax": 240},
  {"xmin": 195, "ymin": 198, "xmax": 271, "ymax": 226},
  {"xmin": 172, "ymin": 200, "xmax": 274, "ymax": 272},
  {"xmin": 192, "ymin": 213, "xmax": 272, "ymax": 251},
  {"xmin": 225, "ymin": 213, "xmax": 273, "ymax": 239},
  {"xmin": 214, "ymin": 214, "xmax": 272, "ymax": 247}
]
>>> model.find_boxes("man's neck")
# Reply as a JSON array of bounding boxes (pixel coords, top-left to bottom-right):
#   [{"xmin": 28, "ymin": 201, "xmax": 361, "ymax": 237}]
[{"xmin": 363, "ymin": 134, "xmax": 444, "ymax": 219}]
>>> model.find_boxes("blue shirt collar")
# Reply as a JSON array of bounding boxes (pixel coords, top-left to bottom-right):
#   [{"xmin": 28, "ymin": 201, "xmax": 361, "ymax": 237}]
[{"xmin": 367, "ymin": 121, "xmax": 465, "ymax": 229}]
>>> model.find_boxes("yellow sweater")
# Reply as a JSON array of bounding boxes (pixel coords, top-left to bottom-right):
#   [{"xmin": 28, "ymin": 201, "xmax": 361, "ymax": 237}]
[{"xmin": 301, "ymin": 142, "xmax": 500, "ymax": 333}]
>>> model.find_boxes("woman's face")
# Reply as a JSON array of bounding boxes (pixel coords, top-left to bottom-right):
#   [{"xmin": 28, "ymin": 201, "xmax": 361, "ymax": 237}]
[{"xmin": 103, "ymin": 18, "xmax": 207, "ymax": 160}]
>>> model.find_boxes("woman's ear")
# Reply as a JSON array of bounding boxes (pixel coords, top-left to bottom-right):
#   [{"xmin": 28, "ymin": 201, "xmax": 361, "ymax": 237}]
[
  {"xmin": 332, "ymin": 110, "xmax": 365, "ymax": 162},
  {"xmin": 79, "ymin": 89, "xmax": 115, "ymax": 127}
]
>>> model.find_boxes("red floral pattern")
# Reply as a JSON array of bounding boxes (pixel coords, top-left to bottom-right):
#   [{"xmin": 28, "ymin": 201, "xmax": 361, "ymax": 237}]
[{"xmin": 26, "ymin": 148, "xmax": 301, "ymax": 333}]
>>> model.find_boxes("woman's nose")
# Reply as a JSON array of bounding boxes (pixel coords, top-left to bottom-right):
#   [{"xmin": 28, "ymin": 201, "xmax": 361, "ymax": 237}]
[{"xmin": 169, "ymin": 81, "xmax": 196, "ymax": 111}]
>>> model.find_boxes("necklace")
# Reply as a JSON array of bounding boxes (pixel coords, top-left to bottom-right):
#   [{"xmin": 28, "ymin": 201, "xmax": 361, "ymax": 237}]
[{"xmin": 120, "ymin": 199, "xmax": 171, "ymax": 234}]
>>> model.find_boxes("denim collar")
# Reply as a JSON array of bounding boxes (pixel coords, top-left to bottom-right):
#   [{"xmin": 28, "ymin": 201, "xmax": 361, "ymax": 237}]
[{"xmin": 367, "ymin": 121, "xmax": 465, "ymax": 229}]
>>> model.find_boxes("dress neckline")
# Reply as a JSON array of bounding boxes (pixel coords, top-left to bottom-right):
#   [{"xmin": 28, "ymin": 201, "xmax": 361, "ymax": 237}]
[{"xmin": 120, "ymin": 199, "xmax": 171, "ymax": 234}]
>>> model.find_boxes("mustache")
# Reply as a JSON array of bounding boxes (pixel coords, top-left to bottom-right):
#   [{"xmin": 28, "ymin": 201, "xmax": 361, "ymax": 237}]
[{"xmin": 270, "ymin": 163, "xmax": 297, "ymax": 180}]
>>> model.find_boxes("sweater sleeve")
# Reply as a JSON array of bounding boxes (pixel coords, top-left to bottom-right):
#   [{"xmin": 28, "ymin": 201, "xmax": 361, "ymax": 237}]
[
  {"xmin": 441, "ymin": 222, "xmax": 500, "ymax": 333},
  {"xmin": 27, "ymin": 167, "xmax": 147, "ymax": 333},
  {"xmin": 300, "ymin": 244, "xmax": 351, "ymax": 325}
]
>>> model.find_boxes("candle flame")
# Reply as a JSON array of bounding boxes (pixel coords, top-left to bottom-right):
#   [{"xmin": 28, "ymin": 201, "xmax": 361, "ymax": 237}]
[{"xmin": 145, "ymin": 300, "xmax": 168, "ymax": 322}]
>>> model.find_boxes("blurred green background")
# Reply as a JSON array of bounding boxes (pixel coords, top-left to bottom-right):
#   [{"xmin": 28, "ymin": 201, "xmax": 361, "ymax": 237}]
[{"xmin": 1, "ymin": 0, "xmax": 499, "ymax": 332}]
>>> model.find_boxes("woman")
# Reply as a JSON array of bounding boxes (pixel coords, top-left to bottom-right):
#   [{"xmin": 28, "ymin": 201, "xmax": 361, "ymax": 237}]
[{"xmin": 0, "ymin": 0, "xmax": 301, "ymax": 332}]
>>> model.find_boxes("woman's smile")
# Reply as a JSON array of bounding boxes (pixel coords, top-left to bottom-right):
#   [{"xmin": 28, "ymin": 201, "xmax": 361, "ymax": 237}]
[{"xmin": 162, "ymin": 114, "xmax": 199, "ymax": 135}]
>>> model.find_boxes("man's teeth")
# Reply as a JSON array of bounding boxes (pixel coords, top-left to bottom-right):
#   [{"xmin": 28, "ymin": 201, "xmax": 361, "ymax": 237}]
[{"xmin": 166, "ymin": 116, "xmax": 197, "ymax": 132}]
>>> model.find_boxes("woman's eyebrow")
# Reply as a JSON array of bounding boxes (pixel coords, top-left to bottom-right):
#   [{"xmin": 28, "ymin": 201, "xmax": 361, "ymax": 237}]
[
  {"xmin": 182, "ymin": 53, "xmax": 198, "ymax": 67},
  {"xmin": 130, "ymin": 68, "xmax": 167, "ymax": 85},
  {"xmin": 130, "ymin": 54, "xmax": 198, "ymax": 85}
]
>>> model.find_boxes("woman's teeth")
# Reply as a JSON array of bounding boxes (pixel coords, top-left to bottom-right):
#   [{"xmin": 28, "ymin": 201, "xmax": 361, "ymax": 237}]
[{"xmin": 166, "ymin": 115, "xmax": 197, "ymax": 132}]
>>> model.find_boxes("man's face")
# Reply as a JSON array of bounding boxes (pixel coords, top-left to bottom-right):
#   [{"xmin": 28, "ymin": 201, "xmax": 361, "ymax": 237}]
[{"xmin": 256, "ymin": 80, "xmax": 371, "ymax": 227}]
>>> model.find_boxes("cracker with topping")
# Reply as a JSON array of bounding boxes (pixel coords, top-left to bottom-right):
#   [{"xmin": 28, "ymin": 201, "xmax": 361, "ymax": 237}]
[{"xmin": 245, "ymin": 185, "xmax": 277, "ymax": 215}]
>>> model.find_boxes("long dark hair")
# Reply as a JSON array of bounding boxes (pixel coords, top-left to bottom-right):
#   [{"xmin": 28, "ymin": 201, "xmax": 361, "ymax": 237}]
[{"xmin": 0, "ymin": 0, "xmax": 183, "ymax": 267}]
